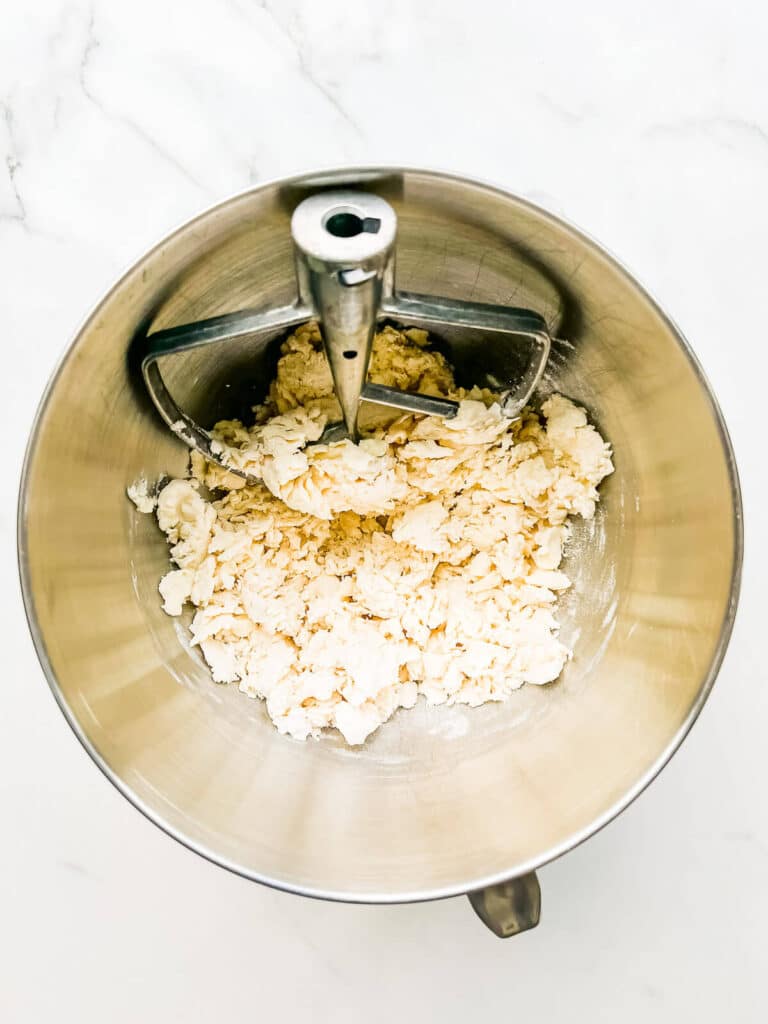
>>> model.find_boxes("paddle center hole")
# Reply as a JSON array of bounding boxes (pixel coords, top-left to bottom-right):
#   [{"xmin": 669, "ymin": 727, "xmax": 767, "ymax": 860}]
[
  {"xmin": 324, "ymin": 211, "xmax": 381, "ymax": 238},
  {"xmin": 325, "ymin": 212, "xmax": 364, "ymax": 238}
]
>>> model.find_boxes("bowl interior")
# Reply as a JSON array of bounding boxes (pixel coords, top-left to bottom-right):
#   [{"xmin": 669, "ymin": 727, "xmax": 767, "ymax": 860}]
[{"xmin": 20, "ymin": 169, "xmax": 740, "ymax": 899}]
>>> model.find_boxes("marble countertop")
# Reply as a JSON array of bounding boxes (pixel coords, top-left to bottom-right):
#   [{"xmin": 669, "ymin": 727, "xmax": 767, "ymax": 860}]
[{"xmin": 1, "ymin": 1, "xmax": 764, "ymax": 1020}]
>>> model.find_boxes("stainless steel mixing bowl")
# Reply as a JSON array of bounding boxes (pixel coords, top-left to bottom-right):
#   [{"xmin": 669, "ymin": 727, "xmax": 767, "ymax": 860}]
[{"xmin": 18, "ymin": 168, "xmax": 742, "ymax": 936}]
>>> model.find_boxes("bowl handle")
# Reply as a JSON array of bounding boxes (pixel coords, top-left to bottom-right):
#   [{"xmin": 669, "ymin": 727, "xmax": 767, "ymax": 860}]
[{"xmin": 467, "ymin": 872, "xmax": 541, "ymax": 938}]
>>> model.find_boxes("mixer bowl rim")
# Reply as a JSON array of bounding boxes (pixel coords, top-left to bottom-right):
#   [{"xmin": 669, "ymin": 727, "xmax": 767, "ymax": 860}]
[{"xmin": 17, "ymin": 164, "xmax": 744, "ymax": 903}]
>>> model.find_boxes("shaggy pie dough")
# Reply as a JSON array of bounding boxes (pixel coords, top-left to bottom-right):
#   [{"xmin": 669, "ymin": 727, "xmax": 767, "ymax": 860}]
[{"xmin": 139, "ymin": 322, "xmax": 613, "ymax": 746}]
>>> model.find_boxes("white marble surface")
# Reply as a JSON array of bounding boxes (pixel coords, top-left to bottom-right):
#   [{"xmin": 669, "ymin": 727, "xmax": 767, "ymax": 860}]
[{"xmin": 1, "ymin": 0, "xmax": 765, "ymax": 1020}]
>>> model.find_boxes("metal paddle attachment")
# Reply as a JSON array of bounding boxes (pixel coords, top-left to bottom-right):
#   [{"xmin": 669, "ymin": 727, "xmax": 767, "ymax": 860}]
[{"xmin": 140, "ymin": 190, "xmax": 551, "ymax": 477}]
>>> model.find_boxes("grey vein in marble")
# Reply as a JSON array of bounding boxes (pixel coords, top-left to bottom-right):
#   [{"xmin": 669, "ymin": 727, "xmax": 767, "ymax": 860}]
[
  {"xmin": 257, "ymin": 0, "xmax": 363, "ymax": 137},
  {"xmin": 1, "ymin": 99, "xmax": 27, "ymax": 227},
  {"xmin": 77, "ymin": 10, "xmax": 207, "ymax": 191}
]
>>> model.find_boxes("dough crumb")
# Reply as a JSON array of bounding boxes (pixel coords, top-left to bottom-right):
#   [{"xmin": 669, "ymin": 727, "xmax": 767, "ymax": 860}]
[
  {"xmin": 154, "ymin": 322, "xmax": 613, "ymax": 745},
  {"xmin": 127, "ymin": 476, "xmax": 159, "ymax": 514}
]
